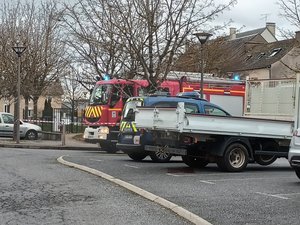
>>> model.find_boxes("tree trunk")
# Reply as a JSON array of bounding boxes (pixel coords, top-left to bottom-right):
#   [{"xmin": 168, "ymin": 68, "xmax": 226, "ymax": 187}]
[
  {"xmin": 33, "ymin": 96, "xmax": 39, "ymax": 120},
  {"xmin": 24, "ymin": 97, "xmax": 29, "ymax": 120},
  {"xmin": 13, "ymin": 97, "xmax": 17, "ymax": 141}
]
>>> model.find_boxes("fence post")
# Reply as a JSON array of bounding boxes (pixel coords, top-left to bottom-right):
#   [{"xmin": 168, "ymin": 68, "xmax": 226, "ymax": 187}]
[{"xmin": 61, "ymin": 123, "xmax": 66, "ymax": 146}]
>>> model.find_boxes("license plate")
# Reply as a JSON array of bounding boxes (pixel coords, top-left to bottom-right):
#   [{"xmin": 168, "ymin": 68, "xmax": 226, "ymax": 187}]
[{"xmin": 124, "ymin": 135, "xmax": 133, "ymax": 139}]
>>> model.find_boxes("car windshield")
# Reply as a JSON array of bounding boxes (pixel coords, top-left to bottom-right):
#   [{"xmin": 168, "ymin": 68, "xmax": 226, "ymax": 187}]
[
  {"xmin": 122, "ymin": 100, "xmax": 143, "ymax": 121},
  {"xmin": 89, "ymin": 84, "xmax": 112, "ymax": 105}
]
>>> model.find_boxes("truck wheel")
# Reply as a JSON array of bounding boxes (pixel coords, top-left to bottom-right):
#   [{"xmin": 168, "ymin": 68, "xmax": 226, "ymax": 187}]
[
  {"xmin": 100, "ymin": 142, "xmax": 118, "ymax": 153},
  {"xmin": 295, "ymin": 168, "xmax": 300, "ymax": 179},
  {"xmin": 25, "ymin": 130, "xmax": 38, "ymax": 140},
  {"xmin": 182, "ymin": 156, "xmax": 209, "ymax": 168},
  {"xmin": 254, "ymin": 142, "xmax": 278, "ymax": 166},
  {"xmin": 127, "ymin": 153, "xmax": 147, "ymax": 161},
  {"xmin": 149, "ymin": 145, "xmax": 172, "ymax": 163},
  {"xmin": 255, "ymin": 155, "xmax": 277, "ymax": 166},
  {"xmin": 217, "ymin": 143, "xmax": 249, "ymax": 172}
]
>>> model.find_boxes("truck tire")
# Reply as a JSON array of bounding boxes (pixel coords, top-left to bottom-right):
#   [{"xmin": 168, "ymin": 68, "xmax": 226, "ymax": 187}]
[
  {"xmin": 295, "ymin": 168, "xmax": 300, "ymax": 179},
  {"xmin": 182, "ymin": 156, "xmax": 209, "ymax": 168},
  {"xmin": 254, "ymin": 142, "xmax": 278, "ymax": 166},
  {"xmin": 217, "ymin": 143, "xmax": 249, "ymax": 172},
  {"xmin": 149, "ymin": 145, "xmax": 172, "ymax": 162},
  {"xmin": 127, "ymin": 153, "xmax": 147, "ymax": 161},
  {"xmin": 99, "ymin": 142, "xmax": 118, "ymax": 153}
]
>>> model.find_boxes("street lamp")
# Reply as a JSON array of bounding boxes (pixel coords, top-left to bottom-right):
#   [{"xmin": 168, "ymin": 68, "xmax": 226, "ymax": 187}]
[
  {"xmin": 193, "ymin": 32, "xmax": 212, "ymax": 98},
  {"xmin": 12, "ymin": 41, "xmax": 26, "ymax": 144}
]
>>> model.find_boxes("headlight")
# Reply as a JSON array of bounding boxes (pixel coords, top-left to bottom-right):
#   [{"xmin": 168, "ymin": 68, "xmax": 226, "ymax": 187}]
[{"xmin": 99, "ymin": 127, "xmax": 109, "ymax": 134}]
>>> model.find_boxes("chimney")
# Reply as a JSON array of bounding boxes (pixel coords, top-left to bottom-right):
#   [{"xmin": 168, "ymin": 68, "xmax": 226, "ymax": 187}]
[
  {"xmin": 229, "ymin": 27, "xmax": 236, "ymax": 40},
  {"xmin": 266, "ymin": 22, "xmax": 276, "ymax": 36},
  {"xmin": 296, "ymin": 31, "xmax": 300, "ymax": 42}
]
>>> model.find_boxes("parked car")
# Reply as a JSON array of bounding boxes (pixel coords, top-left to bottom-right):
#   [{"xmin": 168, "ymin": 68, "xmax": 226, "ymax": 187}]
[
  {"xmin": 117, "ymin": 96, "xmax": 230, "ymax": 162},
  {"xmin": 0, "ymin": 112, "xmax": 42, "ymax": 140},
  {"xmin": 288, "ymin": 128, "xmax": 300, "ymax": 179}
]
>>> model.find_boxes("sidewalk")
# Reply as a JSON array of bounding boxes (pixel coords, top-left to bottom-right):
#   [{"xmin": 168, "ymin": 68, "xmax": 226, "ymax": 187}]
[{"xmin": 0, "ymin": 133, "xmax": 101, "ymax": 151}]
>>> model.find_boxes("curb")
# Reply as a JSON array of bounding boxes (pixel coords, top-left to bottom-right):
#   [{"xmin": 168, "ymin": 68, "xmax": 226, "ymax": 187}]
[
  {"xmin": 57, "ymin": 156, "xmax": 212, "ymax": 225},
  {"xmin": 0, "ymin": 143, "xmax": 100, "ymax": 151}
]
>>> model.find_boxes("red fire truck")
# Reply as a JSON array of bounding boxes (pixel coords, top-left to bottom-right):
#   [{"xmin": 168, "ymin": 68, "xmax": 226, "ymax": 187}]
[{"xmin": 82, "ymin": 73, "xmax": 245, "ymax": 152}]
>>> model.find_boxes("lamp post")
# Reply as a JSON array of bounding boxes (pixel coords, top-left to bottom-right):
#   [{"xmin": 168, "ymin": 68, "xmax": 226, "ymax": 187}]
[
  {"xmin": 12, "ymin": 41, "xmax": 26, "ymax": 144},
  {"xmin": 193, "ymin": 32, "xmax": 212, "ymax": 98}
]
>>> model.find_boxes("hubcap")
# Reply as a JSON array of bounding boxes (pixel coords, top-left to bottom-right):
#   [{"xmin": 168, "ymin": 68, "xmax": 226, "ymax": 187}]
[
  {"xmin": 229, "ymin": 148, "xmax": 245, "ymax": 168},
  {"xmin": 155, "ymin": 145, "xmax": 170, "ymax": 159}
]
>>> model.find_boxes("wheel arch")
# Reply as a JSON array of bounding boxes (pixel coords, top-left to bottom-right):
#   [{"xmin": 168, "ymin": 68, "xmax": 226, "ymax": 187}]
[{"xmin": 212, "ymin": 136, "xmax": 254, "ymax": 160}]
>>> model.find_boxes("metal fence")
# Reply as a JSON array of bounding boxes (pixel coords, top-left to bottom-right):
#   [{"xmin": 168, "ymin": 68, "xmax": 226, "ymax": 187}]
[{"xmin": 25, "ymin": 108, "xmax": 86, "ymax": 133}]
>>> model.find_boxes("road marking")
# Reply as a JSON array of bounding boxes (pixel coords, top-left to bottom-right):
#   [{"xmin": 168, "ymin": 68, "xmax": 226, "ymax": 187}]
[
  {"xmin": 124, "ymin": 164, "xmax": 139, "ymax": 169},
  {"xmin": 207, "ymin": 176, "xmax": 293, "ymax": 182},
  {"xmin": 166, "ymin": 173, "xmax": 194, "ymax": 177},
  {"xmin": 199, "ymin": 180, "xmax": 215, "ymax": 185},
  {"xmin": 58, "ymin": 156, "xmax": 212, "ymax": 225},
  {"xmin": 276, "ymin": 192, "xmax": 300, "ymax": 197},
  {"xmin": 89, "ymin": 159, "xmax": 103, "ymax": 162},
  {"xmin": 255, "ymin": 192, "xmax": 289, "ymax": 200}
]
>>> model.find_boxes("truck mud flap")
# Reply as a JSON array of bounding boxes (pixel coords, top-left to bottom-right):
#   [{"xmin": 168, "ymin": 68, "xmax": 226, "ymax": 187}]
[{"xmin": 144, "ymin": 145, "xmax": 187, "ymax": 156}]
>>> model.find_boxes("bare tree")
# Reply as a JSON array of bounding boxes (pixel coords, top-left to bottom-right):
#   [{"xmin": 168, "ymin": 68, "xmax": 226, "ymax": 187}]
[
  {"xmin": 62, "ymin": 0, "xmax": 133, "ymax": 83},
  {"xmin": 278, "ymin": 0, "xmax": 300, "ymax": 38},
  {"xmin": 0, "ymin": 0, "xmax": 67, "ymax": 119},
  {"xmin": 62, "ymin": 0, "xmax": 236, "ymax": 92}
]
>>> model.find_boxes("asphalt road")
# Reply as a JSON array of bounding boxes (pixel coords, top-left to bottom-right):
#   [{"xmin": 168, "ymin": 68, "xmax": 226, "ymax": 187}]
[
  {"xmin": 0, "ymin": 148, "xmax": 191, "ymax": 225},
  {"xmin": 1, "ymin": 148, "xmax": 299, "ymax": 225},
  {"xmin": 63, "ymin": 153, "xmax": 300, "ymax": 225}
]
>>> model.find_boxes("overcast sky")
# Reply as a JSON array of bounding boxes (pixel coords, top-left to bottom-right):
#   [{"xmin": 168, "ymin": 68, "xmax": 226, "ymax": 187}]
[{"xmin": 216, "ymin": 0, "xmax": 297, "ymax": 37}]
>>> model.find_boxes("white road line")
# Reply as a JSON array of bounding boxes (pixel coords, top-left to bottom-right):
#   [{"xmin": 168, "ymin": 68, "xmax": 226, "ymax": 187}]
[
  {"xmin": 207, "ymin": 176, "xmax": 293, "ymax": 182},
  {"xmin": 199, "ymin": 180, "xmax": 215, "ymax": 185},
  {"xmin": 277, "ymin": 192, "xmax": 300, "ymax": 197},
  {"xmin": 255, "ymin": 192, "xmax": 289, "ymax": 200},
  {"xmin": 166, "ymin": 173, "xmax": 194, "ymax": 177},
  {"xmin": 124, "ymin": 164, "xmax": 139, "ymax": 169},
  {"xmin": 58, "ymin": 156, "xmax": 212, "ymax": 225},
  {"xmin": 89, "ymin": 159, "xmax": 103, "ymax": 162}
]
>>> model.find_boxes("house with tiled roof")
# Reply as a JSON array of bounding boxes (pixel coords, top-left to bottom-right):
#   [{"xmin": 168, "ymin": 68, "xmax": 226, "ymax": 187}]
[{"xmin": 173, "ymin": 22, "xmax": 300, "ymax": 80}]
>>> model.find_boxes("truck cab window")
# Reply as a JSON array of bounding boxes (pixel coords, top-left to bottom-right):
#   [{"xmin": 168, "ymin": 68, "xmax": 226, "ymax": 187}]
[
  {"xmin": 110, "ymin": 85, "xmax": 121, "ymax": 107},
  {"xmin": 185, "ymin": 103, "xmax": 199, "ymax": 113},
  {"xmin": 123, "ymin": 85, "xmax": 134, "ymax": 98},
  {"xmin": 90, "ymin": 84, "xmax": 111, "ymax": 105},
  {"xmin": 204, "ymin": 105, "xmax": 228, "ymax": 116},
  {"xmin": 122, "ymin": 100, "xmax": 143, "ymax": 121}
]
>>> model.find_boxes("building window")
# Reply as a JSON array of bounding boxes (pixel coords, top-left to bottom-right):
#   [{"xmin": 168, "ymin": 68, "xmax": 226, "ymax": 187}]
[
  {"xmin": 245, "ymin": 54, "xmax": 252, "ymax": 61},
  {"xmin": 257, "ymin": 52, "xmax": 265, "ymax": 59},
  {"xmin": 4, "ymin": 104, "xmax": 9, "ymax": 113},
  {"xmin": 269, "ymin": 48, "xmax": 282, "ymax": 57}
]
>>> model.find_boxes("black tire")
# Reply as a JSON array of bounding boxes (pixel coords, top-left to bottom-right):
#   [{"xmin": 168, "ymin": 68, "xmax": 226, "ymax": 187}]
[
  {"xmin": 127, "ymin": 153, "xmax": 147, "ymax": 161},
  {"xmin": 149, "ymin": 145, "xmax": 172, "ymax": 163},
  {"xmin": 217, "ymin": 143, "xmax": 249, "ymax": 172},
  {"xmin": 99, "ymin": 142, "xmax": 118, "ymax": 153},
  {"xmin": 25, "ymin": 130, "xmax": 38, "ymax": 140},
  {"xmin": 255, "ymin": 155, "xmax": 277, "ymax": 166},
  {"xmin": 182, "ymin": 156, "xmax": 209, "ymax": 168},
  {"xmin": 295, "ymin": 168, "xmax": 300, "ymax": 179},
  {"xmin": 254, "ymin": 142, "xmax": 278, "ymax": 166}
]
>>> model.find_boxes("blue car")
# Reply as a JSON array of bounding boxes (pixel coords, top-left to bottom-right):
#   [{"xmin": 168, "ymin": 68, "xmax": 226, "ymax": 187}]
[{"xmin": 117, "ymin": 95, "xmax": 230, "ymax": 162}]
